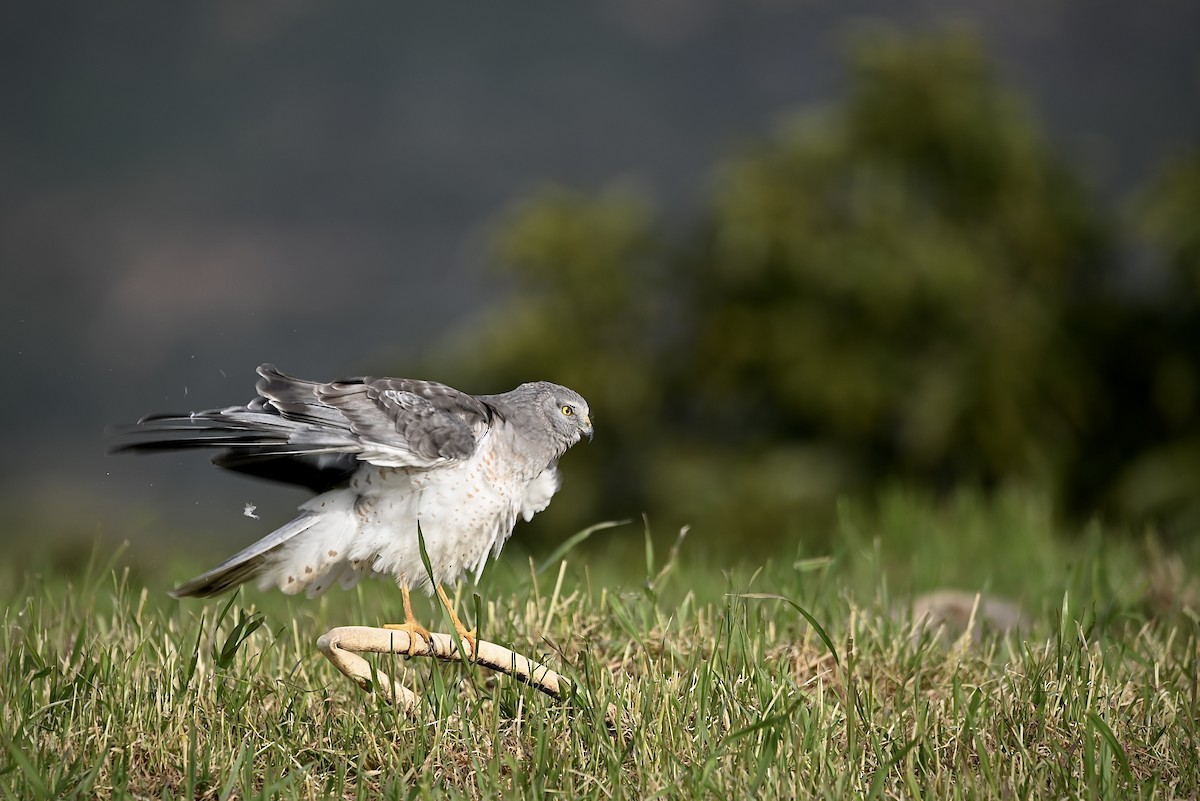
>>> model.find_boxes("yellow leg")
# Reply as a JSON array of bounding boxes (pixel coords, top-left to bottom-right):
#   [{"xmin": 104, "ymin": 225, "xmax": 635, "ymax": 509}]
[
  {"xmin": 435, "ymin": 584, "xmax": 477, "ymax": 657},
  {"xmin": 384, "ymin": 580, "xmax": 432, "ymax": 656}
]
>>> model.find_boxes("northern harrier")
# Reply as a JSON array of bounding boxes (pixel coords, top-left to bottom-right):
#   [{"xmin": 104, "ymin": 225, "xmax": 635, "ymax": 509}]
[{"xmin": 113, "ymin": 364, "xmax": 592, "ymax": 653}]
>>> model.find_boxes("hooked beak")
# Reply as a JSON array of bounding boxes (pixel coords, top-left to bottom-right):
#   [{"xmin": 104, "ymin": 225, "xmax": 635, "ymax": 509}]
[{"xmin": 582, "ymin": 414, "xmax": 594, "ymax": 442}]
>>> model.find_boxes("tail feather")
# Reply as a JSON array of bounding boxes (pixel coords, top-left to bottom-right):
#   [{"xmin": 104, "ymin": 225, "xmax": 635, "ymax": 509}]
[{"xmin": 170, "ymin": 514, "xmax": 321, "ymax": 598}]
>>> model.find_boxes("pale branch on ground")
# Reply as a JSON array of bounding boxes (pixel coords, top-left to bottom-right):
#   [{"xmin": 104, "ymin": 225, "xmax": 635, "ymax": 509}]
[{"xmin": 316, "ymin": 626, "xmax": 570, "ymax": 714}]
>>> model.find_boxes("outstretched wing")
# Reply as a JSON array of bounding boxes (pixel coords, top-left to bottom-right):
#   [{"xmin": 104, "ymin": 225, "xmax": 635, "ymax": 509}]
[
  {"xmin": 310, "ymin": 370, "xmax": 494, "ymax": 466},
  {"xmin": 111, "ymin": 365, "xmax": 496, "ymax": 484}
]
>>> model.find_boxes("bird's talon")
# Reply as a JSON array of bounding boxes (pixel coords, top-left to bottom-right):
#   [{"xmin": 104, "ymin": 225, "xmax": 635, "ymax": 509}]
[
  {"xmin": 383, "ymin": 581, "xmax": 434, "ymax": 656},
  {"xmin": 436, "ymin": 584, "xmax": 478, "ymax": 658},
  {"xmin": 458, "ymin": 627, "xmax": 478, "ymax": 658},
  {"xmin": 382, "ymin": 621, "xmax": 431, "ymax": 656}
]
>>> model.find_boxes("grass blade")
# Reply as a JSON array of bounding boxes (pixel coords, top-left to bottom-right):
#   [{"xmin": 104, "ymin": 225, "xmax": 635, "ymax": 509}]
[
  {"xmin": 1089, "ymin": 711, "xmax": 1134, "ymax": 787},
  {"xmin": 536, "ymin": 520, "xmax": 630, "ymax": 575},
  {"xmin": 736, "ymin": 592, "xmax": 840, "ymax": 666}
]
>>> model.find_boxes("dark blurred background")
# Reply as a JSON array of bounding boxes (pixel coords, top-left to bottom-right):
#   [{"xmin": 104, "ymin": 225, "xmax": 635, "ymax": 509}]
[{"xmin": 2, "ymin": 1, "xmax": 1198, "ymax": 566}]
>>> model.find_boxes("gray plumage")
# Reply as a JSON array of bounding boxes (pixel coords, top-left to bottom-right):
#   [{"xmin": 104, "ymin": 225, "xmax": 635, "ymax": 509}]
[{"xmin": 112, "ymin": 364, "xmax": 593, "ymax": 598}]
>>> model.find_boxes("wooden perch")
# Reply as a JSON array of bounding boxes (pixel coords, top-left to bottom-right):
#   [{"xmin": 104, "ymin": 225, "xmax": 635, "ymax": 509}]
[{"xmin": 317, "ymin": 626, "xmax": 570, "ymax": 714}]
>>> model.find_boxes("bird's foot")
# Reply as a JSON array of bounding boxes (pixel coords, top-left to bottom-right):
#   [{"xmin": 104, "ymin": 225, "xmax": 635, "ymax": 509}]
[
  {"xmin": 436, "ymin": 585, "xmax": 477, "ymax": 659},
  {"xmin": 386, "ymin": 580, "xmax": 432, "ymax": 656},
  {"xmin": 383, "ymin": 620, "xmax": 432, "ymax": 656},
  {"xmin": 453, "ymin": 621, "xmax": 477, "ymax": 659}
]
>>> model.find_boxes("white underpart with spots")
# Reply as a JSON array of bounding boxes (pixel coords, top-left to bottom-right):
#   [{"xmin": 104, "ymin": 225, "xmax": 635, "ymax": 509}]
[{"xmin": 260, "ymin": 425, "xmax": 556, "ymax": 596}]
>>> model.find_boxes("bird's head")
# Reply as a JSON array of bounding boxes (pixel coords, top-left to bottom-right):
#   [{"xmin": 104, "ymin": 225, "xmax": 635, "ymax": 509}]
[{"xmin": 535, "ymin": 383, "xmax": 593, "ymax": 448}]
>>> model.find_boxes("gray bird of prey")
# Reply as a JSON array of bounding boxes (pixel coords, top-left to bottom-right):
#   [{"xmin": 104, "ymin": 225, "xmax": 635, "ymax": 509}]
[{"xmin": 113, "ymin": 364, "xmax": 592, "ymax": 652}]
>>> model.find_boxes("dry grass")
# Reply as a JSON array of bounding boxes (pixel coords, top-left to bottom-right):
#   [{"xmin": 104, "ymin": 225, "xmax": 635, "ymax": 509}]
[{"xmin": 2, "ymin": 491, "xmax": 1197, "ymax": 799}]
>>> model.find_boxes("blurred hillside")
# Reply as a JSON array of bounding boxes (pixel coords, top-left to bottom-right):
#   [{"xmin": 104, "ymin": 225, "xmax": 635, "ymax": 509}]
[{"xmin": 426, "ymin": 31, "xmax": 1200, "ymax": 551}]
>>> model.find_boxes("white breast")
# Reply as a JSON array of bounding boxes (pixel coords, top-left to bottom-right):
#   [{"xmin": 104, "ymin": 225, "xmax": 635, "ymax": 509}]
[
  {"xmin": 263, "ymin": 427, "xmax": 560, "ymax": 595},
  {"xmin": 519, "ymin": 464, "xmax": 561, "ymax": 522}
]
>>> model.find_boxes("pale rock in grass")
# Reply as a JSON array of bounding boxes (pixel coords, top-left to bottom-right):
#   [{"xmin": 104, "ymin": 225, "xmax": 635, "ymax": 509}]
[{"xmin": 910, "ymin": 589, "xmax": 1024, "ymax": 644}]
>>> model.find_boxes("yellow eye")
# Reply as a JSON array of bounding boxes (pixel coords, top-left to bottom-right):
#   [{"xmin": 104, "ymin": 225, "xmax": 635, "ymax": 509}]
[{"xmin": 561, "ymin": 405, "xmax": 574, "ymax": 416}]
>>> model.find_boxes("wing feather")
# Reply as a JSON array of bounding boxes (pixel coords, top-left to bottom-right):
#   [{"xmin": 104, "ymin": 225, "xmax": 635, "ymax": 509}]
[
  {"xmin": 111, "ymin": 365, "xmax": 498, "ymax": 484},
  {"xmin": 315, "ymin": 376, "xmax": 491, "ymax": 464}
]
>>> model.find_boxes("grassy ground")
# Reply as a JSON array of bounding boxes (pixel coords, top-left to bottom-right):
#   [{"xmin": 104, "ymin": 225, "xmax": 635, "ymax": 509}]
[{"xmin": 2, "ymin": 489, "xmax": 1197, "ymax": 799}]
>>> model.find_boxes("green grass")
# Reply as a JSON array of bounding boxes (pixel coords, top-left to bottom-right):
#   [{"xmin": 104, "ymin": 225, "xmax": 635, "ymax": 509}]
[{"xmin": 2, "ymin": 489, "xmax": 1197, "ymax": 799}]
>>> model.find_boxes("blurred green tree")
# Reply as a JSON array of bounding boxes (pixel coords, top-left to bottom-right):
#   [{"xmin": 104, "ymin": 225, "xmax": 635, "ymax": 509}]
[
  {"xmin": 1090, "ymin": 151, "xmax": 1200, "ymax": 534},
  {"xmin": 418, "ymin": 30, "xmax": 1194, "ymax": 551},
  {"xmin": 1140, "ymin": 153, "xmax": 1200, "ymax": 300},
  {"xmin": 684, "ymin": 32, "xmax": 1105, "ymax": 512}
]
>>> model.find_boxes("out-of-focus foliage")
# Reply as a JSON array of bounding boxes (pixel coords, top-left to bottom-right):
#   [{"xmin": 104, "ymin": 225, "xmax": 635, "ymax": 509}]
[
  {"xmin": 1141, "ymin": 153, "xmax": 1200, "ymax": 300},
  {"xmin": 690, "ymin": 33, "xmax": 1102, "ymax": 492},
  {"xmin": 1092, "ymin": 152, "xmax": 1200, "ymax": 533},
  {"xmin": 427, "ymin": 30, "xmax": 1200, "ymax": 550}
]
